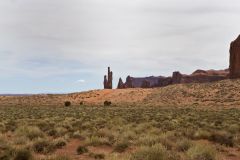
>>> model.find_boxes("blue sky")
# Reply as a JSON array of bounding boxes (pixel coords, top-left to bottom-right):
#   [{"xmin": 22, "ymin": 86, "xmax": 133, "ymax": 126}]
[{"xmin": 0, "ymin": 0, "xmax": 240, "ymax": 93}]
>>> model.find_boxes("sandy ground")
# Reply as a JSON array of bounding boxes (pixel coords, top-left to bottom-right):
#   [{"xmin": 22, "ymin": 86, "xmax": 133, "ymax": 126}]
[{"xmin": 1, "ymin": 79, "xmax": 240, "ymax": 107}]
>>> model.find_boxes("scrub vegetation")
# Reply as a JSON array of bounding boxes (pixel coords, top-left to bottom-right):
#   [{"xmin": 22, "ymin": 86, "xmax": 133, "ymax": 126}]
[{"xmin": 0, "ymin": 105, "xmax": 239, "ymax": 160}]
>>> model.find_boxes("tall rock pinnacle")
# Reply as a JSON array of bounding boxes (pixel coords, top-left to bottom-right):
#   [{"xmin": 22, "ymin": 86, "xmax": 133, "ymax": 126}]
[
  {"xmin": 230, "ymin": 35, "xmax": 240, "ymax": 79},
  {"xmin": 103, "ymin": 67, "xmax": 113, "ymax": 89}
]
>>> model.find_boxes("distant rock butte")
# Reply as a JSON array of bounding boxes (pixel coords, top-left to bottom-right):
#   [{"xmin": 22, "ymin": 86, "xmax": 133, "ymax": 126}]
[
  {"xmin": 117, "ymin": 69, "xmax": 229, "ymax": 89},
  {"xmin": 104, "ymin": 35, "xmax": 240, "ymax": 89},
  {"xmin": 230, "ymin": 35, "xmax": 240, "ymax": 79}
]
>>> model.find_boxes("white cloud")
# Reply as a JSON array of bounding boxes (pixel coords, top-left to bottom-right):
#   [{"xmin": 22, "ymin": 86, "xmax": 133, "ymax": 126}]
[
  {"xmin": 76, "ymin": 79, "xmax": 86, "ymax": 83},
  {"xmin": 0, "ymin": 0, "xmax": 239, "ymax": 93}
]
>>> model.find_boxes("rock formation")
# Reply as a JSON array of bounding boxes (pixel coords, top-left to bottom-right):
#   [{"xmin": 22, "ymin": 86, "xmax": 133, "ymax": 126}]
[
  {"xmin": 172, "ymin": 71, "xmax": 182, "ymax": 84},
  {"xmin": 117, "ymin": 78, "xmax": 125, "ymax": 89},
  {"xmin": 117, "ymin": 69, "xmax": 229, "ymax": 89},
  {"xmin": 141, "ymin": 80, "xmax": 151, "ymax": 88},
  {"xmin": 125, "ymin": 76, "xmax": 133, "ymax": 88},
  {"xmin": 103, "ymin": 67, "xmax": 113, "ymax": 89},
  {"xmin": 229, "ymin": 35, "xmax": 240, "ymax": 79},
  {"xmin": 113, "ymin": 35, "xmax": 239, "ymax": 89}
]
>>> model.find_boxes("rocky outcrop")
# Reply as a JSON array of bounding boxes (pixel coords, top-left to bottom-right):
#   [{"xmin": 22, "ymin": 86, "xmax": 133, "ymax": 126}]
[
  {"xmin": 172, "ymin": 71, "xmax": 182, "ymax": 84},
  {"xmin": 141, "ymin": 80, "xmax": 151, "ymax": 88},
  {"xmin": 118, "ymin": 69, "xmax": 228, "ymax": 89},
  {"xmin": 103, "ymin": 67, "xmax": 113, "ymax": 89},
  {"xmin": 112, "ymin": 35, "xmax": 239, "ymax": 89},
  {"xmin": 117, "ymin": 78, "xmax": 125, "ymax": 89},
  {"xmin": 229, "ymin": 35, "xmax": 240, "ymax": 79},
  {"xmin": 125, "ymin": 76, "xmax": 134, "ymax": 88}
]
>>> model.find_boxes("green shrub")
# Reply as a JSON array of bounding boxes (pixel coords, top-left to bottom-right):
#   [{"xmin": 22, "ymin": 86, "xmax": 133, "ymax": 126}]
[
  {"xmin": 187, "ymin": 144, "xmax": 216, "ymax": 160},
  {"xmin": 64, "ymin": 101, "xmax": 71, "ymax": 107},
  {"xmin": 15, "ymin": 126, "xmax": 44, "ymax": 140},
  {"xmin": 13, "ymin": 149, "xmax": 33, "ymax": 160},
  {"xmin": 131, "ymin": 144, "xmax": 168, "ymax": 160},
  {"xmin": 32, "ymin": 139, "xmax": 55, "ymax": 154},
  {"xmin": 76, "ymin": 145, "xmax": 88, "ymax": 155}
]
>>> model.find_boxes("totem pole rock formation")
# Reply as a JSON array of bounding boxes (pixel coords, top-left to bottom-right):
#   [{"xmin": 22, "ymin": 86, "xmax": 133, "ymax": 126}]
[
  {"xmin": 103, "ymin": 67, "xmax": 113, "ymax": 89},
  {"xmin": 229, "ymin": 35, "xmax": 240, "ymax": 79}
]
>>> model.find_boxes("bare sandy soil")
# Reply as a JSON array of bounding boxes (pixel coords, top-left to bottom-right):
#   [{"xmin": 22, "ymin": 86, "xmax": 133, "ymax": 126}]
[{"xmin": 1, "ymin": 79, "xmax": 240, "ymax": 107}]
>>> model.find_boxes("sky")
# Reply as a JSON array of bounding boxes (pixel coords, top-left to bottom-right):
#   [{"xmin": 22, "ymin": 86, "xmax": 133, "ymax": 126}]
[{"xmin": 0, "ymin": 0, "xmax": 240, "ymax": 93}]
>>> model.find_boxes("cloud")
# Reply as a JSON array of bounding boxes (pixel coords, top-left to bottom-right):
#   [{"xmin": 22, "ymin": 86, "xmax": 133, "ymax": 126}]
[
  {"xmin": 76, "ymin": 79, "xmax": 86, "ymax": 83},
  {"xmin": 0, "ymin": 0, "xmax": 239, "ymax": 93}
]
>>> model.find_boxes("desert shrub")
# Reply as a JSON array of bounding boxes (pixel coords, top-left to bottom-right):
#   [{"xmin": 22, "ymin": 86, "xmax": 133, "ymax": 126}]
[
  {"xmin": 51, "ymin": 127, "xmax": 68, "ymax": 137},
  {"xmin": 187, "ymin": 144, "xmax": 216, "ymax": 160},
  {"xmin": 158, "ymin": 133, "xmax": 175, "ymax": 150},
  {"xmin": 166, "ymin": 151, "xmax": 182, "ymax": 160},
  {"xmin": 193, "ymin": 130, "xmax": 211, "ymax": 140},
  {"xmin": 104, "ymin": 101, "xmax": 111, "ymax": 106},
  {"xmin": 85, "ymin": 136, "xmax": 110, "ymax": 146},
  {"xmin": 113, "ymin": 141, "xmax": 129, "ymax": 153},
  {"xmin": 53, "ymin": 138, "xmax": 67, "ymax": 149},
  {"xmin": 0, "ymin": 150, "xmax": 14, "ymax": 160},
  {"xmin": 14, "ymin": 136, "xmax": 29, "ymax": 145},
  {"xmin": 80, "ymin": 102, "xmax": 84, "ymax": 105},
  {"xmin": 72, "ymin": 131, "xmax": 82, "ymax": 139},
  {"xmin": 209, "ymin": 131, "xmax": 234, "ymax": 147},
  {"xmin": 46, "ymin": 155, "xmax": 71, "ymax": 160},
  {"xmin": 76, "ymin": 146, "xmax": 88, "ymax": 155},
  {"xmin": 131, "ymin": 144, "xmax": 168, "ymax": 160},
  {"xmin": 64, "ymin": 101, "xmax": 71, "ymax": 107},
  {"xmin": 13, "ymin": 149, "xmax": 33, "ymax": 160},
  {"xmin": 5, "ymin": 120, "xmax": 17, "ymax": 132},
  {"xmin": 0, "ymin": 123, "xmax": 6, "ymax": 133},
  {"xmin": 37, "ymin": 121, "xmax": 54, "ymax": 132},
  {"xmin": 89, "ymin": 153, "xmax": 105, "ymax": 159},
  {"xmin": 228, "ymin": 124, "xmax": 240, "ymax": 134},
  {"xmin": 32, "ymin": 139, "xmax": 55, "ymax": 154},
  {"xmin": 176, "ymin": 138, "xmax": 192, "ymax": 152},
  {"xmin": 15, "ymin": 126, "xmax": 44, "ymax": 140},
  {"xmin": 137, "ymin": 134, "xmax": 161, "ymax": 146}
]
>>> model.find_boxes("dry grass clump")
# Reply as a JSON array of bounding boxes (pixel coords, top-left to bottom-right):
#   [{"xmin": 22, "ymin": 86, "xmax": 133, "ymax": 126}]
[
  {"xmin": 187, "ymin": 144, "xmax": 217, "ymax": 160},
  {"xmin": 15, "ymin": 126, "xmax": 45, "ymax": 140},
  {"xmin": 131, "ymin": 144, "xmax": 168, "ymax": 160}
]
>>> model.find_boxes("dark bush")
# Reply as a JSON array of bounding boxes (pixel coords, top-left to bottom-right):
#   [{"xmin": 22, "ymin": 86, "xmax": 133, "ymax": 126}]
[
  {"xmin": 209, "ymin": 131, "xmax": 234, "ymax": 147},
  {"xmin": 33, "ymin": 139, "xmax": 55, "ymax": 154},
  {"xmin": 80, "ymin": 101, "xmax": 84, "ymax": 105},
  {"xmin": 76, "ymin": 146, "xmax": 88, "ymax": 155},
  {"xmin": 64, "ymin": 101, "xmax": 71, "ymax": 107},
  {"xmin": 14, "ymin": 149, "xmax": 33, "ymax": 160},
  {"xmin": 104, "ymin": 101, "xmax": 111, "ymax": 106},
  {"xmin": 89, "ymin": 153, "xmax": 105, "ymax": 159}
]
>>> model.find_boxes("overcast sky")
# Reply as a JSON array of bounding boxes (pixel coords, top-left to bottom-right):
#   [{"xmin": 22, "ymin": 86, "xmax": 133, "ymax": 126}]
[{"xmin": 0, "ymin": 0, "xmax": 240, "ymax": 93}]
